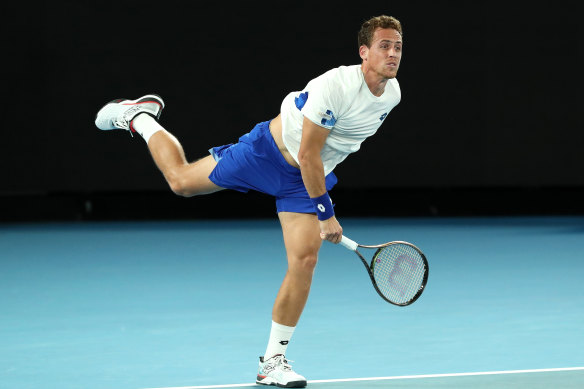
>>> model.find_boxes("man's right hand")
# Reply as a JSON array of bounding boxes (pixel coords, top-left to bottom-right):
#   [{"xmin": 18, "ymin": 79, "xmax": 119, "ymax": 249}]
[{"xmin": 319, "ymin": 215, "xmax": 343, "ymax": 244}]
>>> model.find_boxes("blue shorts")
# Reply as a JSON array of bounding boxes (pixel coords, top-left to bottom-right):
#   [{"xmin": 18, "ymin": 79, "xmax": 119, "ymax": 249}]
[{"xmin": 208, "ymin": 120, "xmax": 338, "ymax": 214}]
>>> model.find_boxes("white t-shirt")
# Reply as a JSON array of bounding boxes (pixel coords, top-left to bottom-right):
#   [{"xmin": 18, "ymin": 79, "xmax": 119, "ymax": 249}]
[{"xmin": 280, "ymin": 64, "xmax": 401, "ymax": 175}]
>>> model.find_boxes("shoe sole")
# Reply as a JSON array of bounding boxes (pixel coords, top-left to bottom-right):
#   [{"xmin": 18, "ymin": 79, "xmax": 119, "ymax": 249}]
[
  {"xmin": 121, "ymin": 94, "xmax": 165, "ymax": 112},
  {"xmin": 95, "ymin": 93, "xmax": 165, "ymax": 122},
  {"xmin": 256, "ymin": 377, "xmax": 307, "ymax": 388}
]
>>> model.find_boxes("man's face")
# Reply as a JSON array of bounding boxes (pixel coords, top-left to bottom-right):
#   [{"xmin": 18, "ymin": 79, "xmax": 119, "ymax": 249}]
[{"xmin": 361, "ymin": 28, "xmax": 402, "ymax": 79}]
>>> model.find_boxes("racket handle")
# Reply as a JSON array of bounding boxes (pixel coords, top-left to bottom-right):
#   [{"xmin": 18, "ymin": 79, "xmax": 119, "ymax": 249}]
[{"xmin": 340, "ymin": 235, "xmax": 359, "ymax": 251}]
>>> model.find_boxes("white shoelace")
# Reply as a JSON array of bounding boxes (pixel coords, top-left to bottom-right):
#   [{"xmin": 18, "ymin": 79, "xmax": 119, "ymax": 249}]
[
  {"xmin": 114, "ymin": 105, "xmax": 145, "ymax": 135},
  {"xmin": 271, "ymin": 355, "xmax": 294, "ymax": 371},
  {"xmin": 113, "ymin": 117, "xmax": 128, "ymax": 128},
  {"xmin": 113, "ymin": 115, "xmax": 134, "ymax": 137}
]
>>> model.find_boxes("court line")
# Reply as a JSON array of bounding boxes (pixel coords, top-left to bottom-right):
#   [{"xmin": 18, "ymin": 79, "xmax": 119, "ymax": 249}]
[{"xmin": 144, "ymin": 366, "xmax": 584, "ymax": 389}]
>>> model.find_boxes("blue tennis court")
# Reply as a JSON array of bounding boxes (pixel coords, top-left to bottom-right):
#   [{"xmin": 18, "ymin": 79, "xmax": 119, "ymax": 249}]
[{"xmin": 1, "ymin": 216, "xmax": 583, "ymax": 389}]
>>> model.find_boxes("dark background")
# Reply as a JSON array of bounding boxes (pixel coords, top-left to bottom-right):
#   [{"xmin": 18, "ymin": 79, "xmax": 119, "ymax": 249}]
[{"xmin": 2, "ymin": 1, "xmax": 582, "ymax": 221}]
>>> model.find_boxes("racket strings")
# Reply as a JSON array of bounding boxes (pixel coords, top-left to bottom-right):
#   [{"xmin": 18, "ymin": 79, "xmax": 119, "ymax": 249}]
[{"xmin": 372, "ymin": 244, "xmax": 426, "ymax": 304}]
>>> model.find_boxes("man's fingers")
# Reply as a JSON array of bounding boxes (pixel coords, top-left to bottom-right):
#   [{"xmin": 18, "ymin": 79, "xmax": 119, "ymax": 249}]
[{"xmin": 320, "ymin": 231, "xmax": 343, "ymax": 243}]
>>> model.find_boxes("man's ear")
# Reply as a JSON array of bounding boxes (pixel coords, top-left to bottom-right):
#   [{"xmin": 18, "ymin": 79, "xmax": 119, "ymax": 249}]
[{"xmin": 359, "ymin": 45, "xmax": 368, "ymax": 61}]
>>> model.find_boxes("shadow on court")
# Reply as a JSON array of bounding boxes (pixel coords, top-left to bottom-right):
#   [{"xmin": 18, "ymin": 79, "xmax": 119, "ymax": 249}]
[
  {"xmin": 185, "ymin": 370, "xmax": 584, "ymax": 389},
  {"xmin": 306, "ymin": 370, "xmax": 584, "ymax": 388}
]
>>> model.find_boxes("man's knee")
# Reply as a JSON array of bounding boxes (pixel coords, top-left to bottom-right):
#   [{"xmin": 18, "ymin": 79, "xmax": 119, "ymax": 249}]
[
  {"xmin": 166, "ymin": 156, "xmax": 221, "ymax": 197},
  {"xmin": 166, "ymin": 168, "xmax": 192, "ymax": 197},
  {"xmin": 289, "ymin": 252, "xmax": 319, "ymax": 274}
]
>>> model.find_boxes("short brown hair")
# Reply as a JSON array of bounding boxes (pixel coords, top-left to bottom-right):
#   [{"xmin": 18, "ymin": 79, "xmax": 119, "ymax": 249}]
[{"xmin": 358, "ymin": 15, "xmax": 403, "ymax": 48}]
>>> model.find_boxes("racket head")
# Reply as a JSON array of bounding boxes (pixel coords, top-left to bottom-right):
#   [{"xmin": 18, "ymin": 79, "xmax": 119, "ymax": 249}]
[{"xmin": 369, "ymin": 241, "xmax": 428, "ymax": 306}]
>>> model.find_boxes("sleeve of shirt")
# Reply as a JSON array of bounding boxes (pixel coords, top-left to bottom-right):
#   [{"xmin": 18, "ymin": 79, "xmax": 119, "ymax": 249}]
[{"xmin": 299, "ymin": 69, "xmax": 344, "ymax": 130}]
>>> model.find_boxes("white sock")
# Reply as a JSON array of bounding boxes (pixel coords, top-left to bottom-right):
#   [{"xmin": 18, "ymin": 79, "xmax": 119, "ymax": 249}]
[
  {"xmin": 264, "ymin": 321, "xmax": 296, "ymax": 359},
  {"xmin": 131, "ymin": 113, "xmax": 164, "ymax": 144}
]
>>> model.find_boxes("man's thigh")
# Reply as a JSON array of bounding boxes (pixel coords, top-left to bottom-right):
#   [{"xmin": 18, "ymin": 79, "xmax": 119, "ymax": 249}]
[
  {"xmin": 181, "ymin": 155, "xmax": 224, "ymax": 195},
  {"xmin": 278, "ymin": 212, "xmax": 322, "ymax": 262}
]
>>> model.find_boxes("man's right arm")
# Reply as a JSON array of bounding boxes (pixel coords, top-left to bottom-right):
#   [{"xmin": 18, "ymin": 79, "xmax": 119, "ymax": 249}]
[{"xmin": 297, "ymin": 116, "xmax": 343, "ymax": 243}]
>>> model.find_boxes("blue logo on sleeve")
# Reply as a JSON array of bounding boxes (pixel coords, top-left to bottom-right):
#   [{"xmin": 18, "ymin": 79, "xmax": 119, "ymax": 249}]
[
  {"xmin": 295, "ymin": 91, "xmax": 309, "ymax": 110},
  {"xmin": 380, "ymin": 112, "xmax": 388, "ymax": 121},
  {"xmin": 321, "ymin": 110, "xmax": 337, "ymax": 126}
]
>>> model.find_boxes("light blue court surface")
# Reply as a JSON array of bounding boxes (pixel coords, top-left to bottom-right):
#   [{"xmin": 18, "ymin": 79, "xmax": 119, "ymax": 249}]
[{"xmin": 1, "ymin": 217, "xmax": 583, "ymax": 389}]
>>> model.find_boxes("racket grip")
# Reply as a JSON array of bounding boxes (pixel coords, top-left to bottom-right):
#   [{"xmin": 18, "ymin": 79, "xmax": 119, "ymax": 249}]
[{"xmin": 340, "ymin": 235, "xmax": 358, "ymax": 251}]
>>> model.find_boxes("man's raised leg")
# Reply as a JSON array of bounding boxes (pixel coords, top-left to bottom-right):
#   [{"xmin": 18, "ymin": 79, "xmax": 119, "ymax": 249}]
[
  {"xmin": 95, "ymin": 95, "xmax": 222, "ymax": 197},
  {"xmin": 137, "ymin": 116, "xmax": 223, "ymax": 197}
]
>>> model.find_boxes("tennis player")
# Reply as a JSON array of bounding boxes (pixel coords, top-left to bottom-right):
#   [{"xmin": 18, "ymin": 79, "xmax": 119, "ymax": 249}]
[{"xmin": 95, "ymin": 15, "xmax": 402, "ymax": 388}]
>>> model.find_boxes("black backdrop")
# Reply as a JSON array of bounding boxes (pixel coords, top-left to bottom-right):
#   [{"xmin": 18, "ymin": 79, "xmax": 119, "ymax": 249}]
[{"xmin": 2, "ymin": 1, "xmax": 583, "ymax": 220}]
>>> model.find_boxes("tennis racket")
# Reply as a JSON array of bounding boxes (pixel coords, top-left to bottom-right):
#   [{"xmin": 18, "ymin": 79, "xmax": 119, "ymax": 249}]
[{"xmin": 339, "ymin": 235, "xmax": 429, "ymax": 306}]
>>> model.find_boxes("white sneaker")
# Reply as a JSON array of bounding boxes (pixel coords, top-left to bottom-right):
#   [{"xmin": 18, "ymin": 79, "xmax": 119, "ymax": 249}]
[
  {"xmin": 256, "ymin": 354, "xmax": 307, "ymax": 388},
  {"xmin": 94, "ymin": 94, "xmax": 164, "ymax": 134}
]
